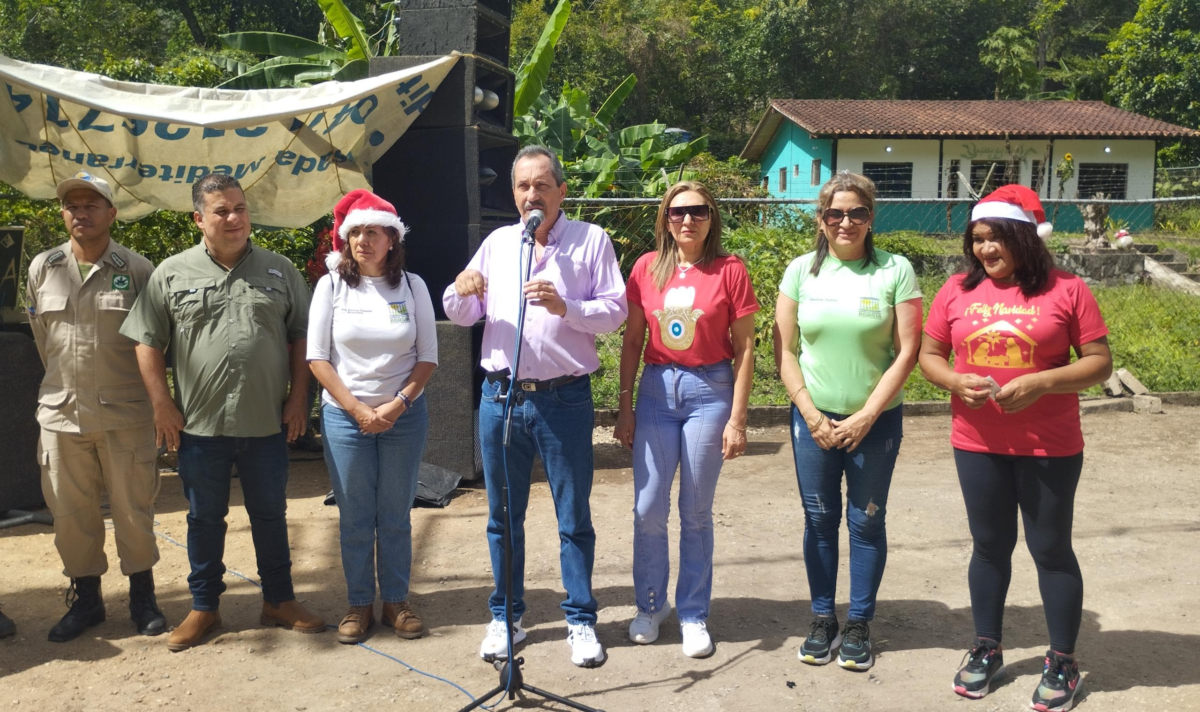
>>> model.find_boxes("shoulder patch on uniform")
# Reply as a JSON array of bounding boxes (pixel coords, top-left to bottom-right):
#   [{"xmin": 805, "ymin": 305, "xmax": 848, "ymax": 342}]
[
  {"xmin": 110, "ymin": 252, "xmax": 127, "ymax": 268},
  {"xmin": 47, "ymin": 250, "xmax": 66, "ymax": 265},
  {"xmin": 112, "ymin": 274, "xmax": 131, "ymax": 291},
  {"xmin": 267, "ymin": 268, "xmax": 283, "ymax": 278}
]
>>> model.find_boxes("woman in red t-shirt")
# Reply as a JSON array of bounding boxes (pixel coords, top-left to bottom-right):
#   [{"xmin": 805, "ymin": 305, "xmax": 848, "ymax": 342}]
[
  {"xmin": 613, "ymin": 181, "xmax": 759, "ymax": 659},
  {"xmin": 919, "ymin": 185, "xmax": 1112, "ymax": 711}
]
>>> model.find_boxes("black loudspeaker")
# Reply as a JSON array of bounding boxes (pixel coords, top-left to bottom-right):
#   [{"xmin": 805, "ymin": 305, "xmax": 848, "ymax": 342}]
[
  {"xmin": 395, "ymin": 0, "xmax": 512, "ymax": 65},
  {"xmin": 0, "ymin": 332, "xmax": 46, "ymax": 511},
  {"xmin": 370, "ymin": 2, "xmax": 518, "ymax": 480},
  {"xmin": 0, "ymin": 226, "xmax": 24, "ymax": 310}
]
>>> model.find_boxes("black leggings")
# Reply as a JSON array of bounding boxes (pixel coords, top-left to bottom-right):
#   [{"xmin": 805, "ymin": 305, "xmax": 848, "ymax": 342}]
[{"xmin": 954, "ymin": 449, "xmax": 1084, "ymax": 654}]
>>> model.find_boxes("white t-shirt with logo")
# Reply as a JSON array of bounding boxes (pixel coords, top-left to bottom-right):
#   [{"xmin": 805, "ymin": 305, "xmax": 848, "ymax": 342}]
[{"xmin": 307, "ymin": 270, "xmax": 438, "ymax": 408}]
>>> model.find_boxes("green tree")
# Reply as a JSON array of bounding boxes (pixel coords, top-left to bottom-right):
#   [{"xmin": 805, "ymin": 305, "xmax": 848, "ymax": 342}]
[
  {"xmin": 979, "ymin": 26, "xmax": 1038, "ymax": 98},
  {"xmin": 1107, "ymin": 0, "xmax": 1200, "ymax": 163}
]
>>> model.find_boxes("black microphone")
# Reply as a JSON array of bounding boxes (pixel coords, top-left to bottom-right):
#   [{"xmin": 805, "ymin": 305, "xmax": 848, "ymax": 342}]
[{"xmin": 521, "ymin": 209, "xmax": 544, "ymax": 243}]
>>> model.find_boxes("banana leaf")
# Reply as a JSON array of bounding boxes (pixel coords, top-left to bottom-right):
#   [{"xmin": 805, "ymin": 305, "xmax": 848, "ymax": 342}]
[
  {"xmin": 594, "ymin": 74, "xmax": 637, "ymax": 128},
  {"xmin": 331, "ymin": 59, "xmax": 369, "ymax": 82},
  {"xmin": 219, "ymin": 32, "xmax": 348, "ymax": 62},
  {"xmin": 217, "ymin": 62, "xmax": 336, "ymax": 90},
  {"xmin": 514, "ymin": 0, "xmax": 571, "ymax": 116},
  {"xmin": 211, "ymin": 55, "xmax": 249, "ymax": 76},
  {"xmin": 317, "ymin": 0, "xmax": 373, "ymax": 61}
]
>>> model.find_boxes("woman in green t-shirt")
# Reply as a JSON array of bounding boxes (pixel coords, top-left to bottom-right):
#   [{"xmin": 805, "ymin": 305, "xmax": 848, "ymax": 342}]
[{"xmin": 775, "ymin": 171, "xmax": 923, "ymax": 671}]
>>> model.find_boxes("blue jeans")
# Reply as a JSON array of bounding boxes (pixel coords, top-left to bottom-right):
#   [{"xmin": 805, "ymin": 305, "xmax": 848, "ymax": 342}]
[
  {"xmin": 322, "ymin": 397, "xmax": 429, "ymax": 606},
  {"xmin": 480, "ymin": 374, "xmax": 597, "ymax": 626},
  {"xmin": 177, "ymin": 431, "xmax": 293, "ymax": 610},
  {"xmin": 632, "ymin": 362, "xmax": 733, "ymax": 623},
  {"xmin": 790, "ymin": 404, "xmax": 903, "ymax": 621}
]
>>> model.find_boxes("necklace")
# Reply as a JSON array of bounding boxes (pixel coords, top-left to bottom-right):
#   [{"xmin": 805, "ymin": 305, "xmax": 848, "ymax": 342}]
[{"xmin": 677, "ymin": 261, "xmax": 693, "ymax": 279}]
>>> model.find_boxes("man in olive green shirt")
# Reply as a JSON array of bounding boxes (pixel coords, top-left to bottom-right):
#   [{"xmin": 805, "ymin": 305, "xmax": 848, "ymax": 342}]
[{"xmin": 121, "ymin": 174, "xmax": 325, "ymax": 651}]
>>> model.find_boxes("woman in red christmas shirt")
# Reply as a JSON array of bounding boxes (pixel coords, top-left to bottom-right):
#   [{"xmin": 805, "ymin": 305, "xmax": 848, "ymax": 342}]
[
  {"xmin": 613, "ymin": 181, "xmax": 759, "ymax": 659},
  {"xmin": 919, "ymin": 185, "xmax": 1112, "ymax": 712}
]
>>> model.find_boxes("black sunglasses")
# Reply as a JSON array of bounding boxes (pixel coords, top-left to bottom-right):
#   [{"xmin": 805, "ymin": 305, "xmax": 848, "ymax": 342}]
[
  {"xmin": 822, "ymin": 207, "xmax": 872, "ymax": 226},
  {"xmin": 666, "ymin": 204, "xmax": 711, "ymax": 223}
]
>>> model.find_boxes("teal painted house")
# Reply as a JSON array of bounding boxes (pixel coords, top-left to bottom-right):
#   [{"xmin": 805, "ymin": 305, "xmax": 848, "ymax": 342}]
[{"xmin": 741, "ymin": 100, "xmax": 1198, "ymax": 233}]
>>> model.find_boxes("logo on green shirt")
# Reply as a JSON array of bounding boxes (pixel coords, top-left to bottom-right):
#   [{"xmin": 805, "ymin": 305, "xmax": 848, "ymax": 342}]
[
  {"xmin": 112, "ymin": 274, "xmax": 130, "ymax": 291},
  {"xmin": 858, "ymin": 297, "xmax": 881, "ymax": 318}
]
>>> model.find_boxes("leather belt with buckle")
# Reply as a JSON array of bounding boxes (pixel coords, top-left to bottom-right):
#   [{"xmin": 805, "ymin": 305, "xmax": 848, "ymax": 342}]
[{"xmin": 486, "ymin": 371, "xmax": 581, "ymax": 392}]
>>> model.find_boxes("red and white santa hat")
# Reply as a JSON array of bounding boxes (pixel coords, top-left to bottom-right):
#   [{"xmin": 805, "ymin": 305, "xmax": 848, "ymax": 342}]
[
  {"xmin": 332, "ymin": 189, "xmax": 408, "ymax": 251},
  {"xmin": 971, "ymin": 184, "xmax": 1053, "ymax": 238}
]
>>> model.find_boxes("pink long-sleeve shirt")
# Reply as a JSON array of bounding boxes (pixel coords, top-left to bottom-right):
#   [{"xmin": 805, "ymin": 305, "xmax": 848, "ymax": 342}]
[{"xmin": 442, "ymin": 211, "xmax": 628, "ymax": 380}]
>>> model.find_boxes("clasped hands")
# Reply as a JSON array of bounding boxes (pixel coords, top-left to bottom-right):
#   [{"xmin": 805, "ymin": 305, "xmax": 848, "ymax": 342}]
[
  {"xmin": 953, "ymin": 373, "xmax": 1044, "ymax": 413},
  {"xmin": 809, "ymin": 410, "xmax": 876, "ymax": 452},
  {"xmin": 352, "ymin": 399, "xmax": 407, "ymax": 434},
  {"xmin": 454, "ymin": 269, "xmax": 566, "ymax": 317}
]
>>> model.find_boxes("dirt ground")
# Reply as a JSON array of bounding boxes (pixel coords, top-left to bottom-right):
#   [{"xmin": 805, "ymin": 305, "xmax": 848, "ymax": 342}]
[{"xmin": 1, "ymin": 406, "xmax": 1198, "ymax": 712}]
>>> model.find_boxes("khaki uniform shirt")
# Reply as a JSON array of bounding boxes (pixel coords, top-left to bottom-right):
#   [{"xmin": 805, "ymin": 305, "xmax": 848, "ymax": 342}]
[
  {"xmin": 26, "ymin": 238, "xmax": 155, "ymax": 433},
  {"xmin": 119, "ymin": 243, "xmax": 309, "ymax": 438}
]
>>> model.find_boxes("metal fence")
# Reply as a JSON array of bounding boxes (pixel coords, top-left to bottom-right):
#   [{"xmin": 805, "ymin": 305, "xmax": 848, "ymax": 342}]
[{"xmin": 567, "ymin": 196, "xmax": 1200, "ymax": 409}]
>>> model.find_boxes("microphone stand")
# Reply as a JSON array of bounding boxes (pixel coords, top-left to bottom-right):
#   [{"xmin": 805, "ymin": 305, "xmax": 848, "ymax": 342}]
[{"xmin": 458, "ymin": 220, "xmax": 603, "ymax": 712}]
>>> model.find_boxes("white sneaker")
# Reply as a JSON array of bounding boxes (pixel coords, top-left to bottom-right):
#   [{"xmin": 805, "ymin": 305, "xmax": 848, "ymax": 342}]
[
  {"xmin": 681, "ymin": 621, "xmax": 714, "ymax": 658},
  {"xmin": 566, "ymin": 623, "xmax": 606, "ymax": 667},
  {"xmin": 628, "ymin": 603, "xmax": 673, "ymax": 644},
  {"xmin": 479, "ymin": 617, "xmax": 525, "ymax": 661}
]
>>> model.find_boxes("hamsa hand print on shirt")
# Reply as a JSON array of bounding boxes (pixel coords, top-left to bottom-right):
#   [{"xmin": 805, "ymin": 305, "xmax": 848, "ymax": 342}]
[{"xmin": 653, "ymin": 286, "xmax": 705, "ymax": 351}]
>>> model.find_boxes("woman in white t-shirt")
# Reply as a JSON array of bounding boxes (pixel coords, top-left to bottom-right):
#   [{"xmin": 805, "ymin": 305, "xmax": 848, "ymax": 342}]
[{"xmin": 307, "ymin": 190, "xmax": 438, "ymax": 644}]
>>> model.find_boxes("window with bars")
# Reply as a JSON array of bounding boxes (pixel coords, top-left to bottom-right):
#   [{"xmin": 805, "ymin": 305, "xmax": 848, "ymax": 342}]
[
  {"xmin": 1031, "ymin": 160, "xmax": 1045, "ymax": 195},
  {"xmin": 970, "ymin": 160, "xmax": 1019, "ymax": 195},
  {"xmin": 811, "ymin": 159, "xmax": 822, "ymax": 186},
  {"xmin": 794, "ymin": 164, "xmax": 800, "ymax": 177},
  {"xmin": 861, "ymin": 162, "xmax": 913, "ymax": 198},
  {"xmin": 762, "ymin": 176, "xmax": 769, "ymax": 191},
  {"xmin": 1076, "ymin": 163, "xmax": 1128, "ymax": 200},
  {"xmin": 946, "ymin": 159, "xmax": 961, "ymax": 198},
  {"xmin": 779, "ymin": 167, "xmax": 787, "ymax": 192}
]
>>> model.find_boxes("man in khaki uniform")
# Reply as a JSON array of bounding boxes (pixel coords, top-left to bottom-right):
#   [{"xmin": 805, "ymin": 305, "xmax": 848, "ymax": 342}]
[
  {"xmin": 121, "ymin": 174, "xmax": 324, "ymax": 651},
  {"xmin": 25, "ymin": 171, "xmax": 167, "ymax": 642}
]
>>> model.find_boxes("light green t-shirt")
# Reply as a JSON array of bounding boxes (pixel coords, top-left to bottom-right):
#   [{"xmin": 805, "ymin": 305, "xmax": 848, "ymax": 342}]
[{"xmin": 779, "ymin": 249, "xmax": 922, "ymax": 415}]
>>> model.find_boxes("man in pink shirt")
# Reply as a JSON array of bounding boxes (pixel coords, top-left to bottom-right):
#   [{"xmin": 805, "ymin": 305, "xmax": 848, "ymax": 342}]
[{"xmin": 443, "ymin": 145, "xmax": 627, "ymax": 667}]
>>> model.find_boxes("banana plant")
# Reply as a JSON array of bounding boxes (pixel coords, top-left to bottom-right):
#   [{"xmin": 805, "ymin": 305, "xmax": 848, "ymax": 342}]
[{"xmin": 217, "ymin": 0, "xmax": 396, "ymax": 89}]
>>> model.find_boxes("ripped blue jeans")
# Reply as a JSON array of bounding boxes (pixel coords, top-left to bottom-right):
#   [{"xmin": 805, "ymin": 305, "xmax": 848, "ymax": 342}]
[{"xmin": 790, "ymin": 404, "xmax": 903, "ymax": 621}]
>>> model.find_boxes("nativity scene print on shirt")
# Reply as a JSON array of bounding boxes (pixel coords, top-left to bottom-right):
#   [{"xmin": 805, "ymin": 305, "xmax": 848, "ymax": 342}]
[{"xmin": 961, "ymin": 302, "xmax": 1042, "ymax": 370}]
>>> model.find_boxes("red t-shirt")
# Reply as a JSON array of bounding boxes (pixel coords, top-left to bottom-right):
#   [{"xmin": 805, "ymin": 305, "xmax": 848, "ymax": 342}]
[
  {"xmin": 924, "ymin": 270, "xmax": 1108, "ymax": 457},
  {"xmin": 626, "ymin": 252, "xmax": 759, "ymax": 367}
]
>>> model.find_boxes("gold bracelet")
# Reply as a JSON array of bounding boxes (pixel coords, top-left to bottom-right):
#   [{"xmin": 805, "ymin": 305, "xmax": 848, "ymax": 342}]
[
  {"xmin": 806, "ymin": 412, "xmax": 825, "ymax": 433},
  {"xmin": 727, "ymin": 422, "xmax": 746, "ymax": 432},
  {"xmin": 790, "ymin": 385, "xmax": 807, "ymax": 401}
]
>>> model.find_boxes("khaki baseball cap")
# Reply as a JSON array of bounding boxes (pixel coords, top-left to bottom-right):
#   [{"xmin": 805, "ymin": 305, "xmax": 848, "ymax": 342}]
[{"xmin": 56, "ymin": 171, "xmax": 114, "ymax": 204}]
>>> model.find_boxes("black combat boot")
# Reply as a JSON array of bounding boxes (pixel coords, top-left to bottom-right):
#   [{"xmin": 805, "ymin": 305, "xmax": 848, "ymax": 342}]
[
  {"xmin": 0, "ymin": 605, "xmax": 15, "ymax": 639},
  {"xmin": 48, "ymin": 576, "xmax": 105, "ymax": 642},
  {"xmin": 128, "ymin": 570, "xmax": 167, "ymax": 636}
]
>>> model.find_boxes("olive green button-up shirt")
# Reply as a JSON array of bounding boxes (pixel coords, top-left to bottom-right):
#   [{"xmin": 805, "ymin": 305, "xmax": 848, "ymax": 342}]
[{"xmin": 120, "ymin": 242, "xmax": 310, "ymax": 438}]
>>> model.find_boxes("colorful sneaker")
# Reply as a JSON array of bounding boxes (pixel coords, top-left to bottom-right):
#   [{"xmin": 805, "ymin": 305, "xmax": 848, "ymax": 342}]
[
  {"xmin": 1030, "ymin": 651, "xmax": 1081, "ymax": 712},
  {"xmin": 798, "ymin": 615, "xmax": 841, "ymax": 665},
  {"xmin": 567, "ymin": 623, "xmax": 606, "ymax": 667},
  {"xmin": 680, "ymin": 621, "xmax": 714, "ymax": 658},
  {"xmin": 837, "ymin": 619, "xmax": 873, "ymax": 670},
  {"xmin": 479, "ymin": 617, "xmax": 525, "ymax": 662},
  {"xmin": 628, "ymin": 603, "xmax": 672, "ymax": 644},
  {"xmin": 953, "ymin": 637, "xmax": 1005, "ymax": 699}
]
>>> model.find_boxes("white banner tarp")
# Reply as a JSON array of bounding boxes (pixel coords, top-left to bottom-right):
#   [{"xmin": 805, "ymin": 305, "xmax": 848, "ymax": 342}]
[{"xmin": 0, "ymin": 53, "xmax": 459, "ymax": 226}]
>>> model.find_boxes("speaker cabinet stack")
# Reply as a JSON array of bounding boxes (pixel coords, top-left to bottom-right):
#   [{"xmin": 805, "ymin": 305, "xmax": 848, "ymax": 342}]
[{"xmin": 370, "ymin": 0, "xmax": 518, "ymax": 480}]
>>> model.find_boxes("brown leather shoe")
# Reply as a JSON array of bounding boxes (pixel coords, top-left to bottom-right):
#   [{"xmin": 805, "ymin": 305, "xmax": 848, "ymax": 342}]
[
  {"xmin": 167, "ymin": 610, "xmax": 222, "ymax": 652},
  {"xmin": 382, "ymin": 601, "xmax": 427, "ymax": 639},
  {"xmin": 336, "ymin": 605, "xmax": 374, "ymax": 644},
  {"xmin": 260, "ymin": 600, "xmax": 326, "ymax": 634}
]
